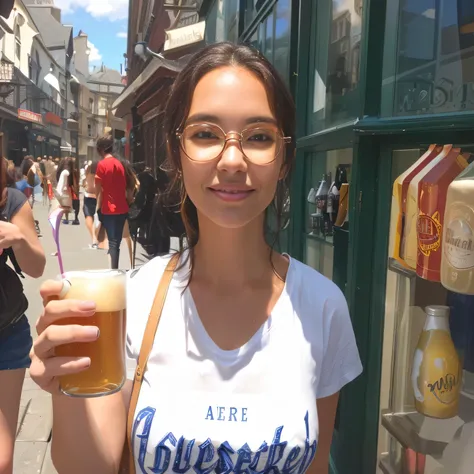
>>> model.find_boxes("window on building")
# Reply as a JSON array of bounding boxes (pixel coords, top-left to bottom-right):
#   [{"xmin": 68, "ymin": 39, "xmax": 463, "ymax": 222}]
[
  {"xmin": 14, "ymin": 23, "xmax": 21, "ymax": 61},
  {"xmin": 28, "ymin": 54, "xmax": 32, "ymax": 80},
  {"xmin": 307, "ymin": 0, "xmax": 364, "ymax": 133},
  {"xmin": 381, "ymin": 0, "xmax": 474, "ymax": 116},
  {"xmin": 88, "ymin": 123, "xmax": 92, "ymax": 137},
  {"xmin": 35, "ymin": 50, "xmax": 40, "ymax": 84},
  {"xmin": 89, "ymin": 98, "xmax": 94, "ymax": 112}
]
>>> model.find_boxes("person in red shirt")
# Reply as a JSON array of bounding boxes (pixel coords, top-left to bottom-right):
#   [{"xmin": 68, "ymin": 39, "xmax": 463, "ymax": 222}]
[{"xmin": 94, "ymin": 136, "xmax": 129, "ymax": 269}]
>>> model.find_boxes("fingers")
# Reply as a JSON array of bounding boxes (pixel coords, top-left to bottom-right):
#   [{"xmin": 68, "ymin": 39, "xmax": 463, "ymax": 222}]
[
  {"xmin": 40, "ymin": 279, "xmax": 69, "ymax": 304},
  {"xmin": 29, "ymin": 356, "xmax": 91, "ymax": 392},
  {"xmin": 36, "ymin": 299, "xmax": 96, "ymax": 335},
  {"xmin": 35, "ymin": 324, "xmax": 100, "ymax": 357}
]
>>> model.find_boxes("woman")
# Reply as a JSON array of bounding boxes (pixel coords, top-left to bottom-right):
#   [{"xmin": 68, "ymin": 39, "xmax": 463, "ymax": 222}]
[
  {"xmin": 54, "ymin": 157, "xmax": 74, "ymax": 222},
  {"xmin": 70, "ymin": 158, "xmax": 81, "ymax": 225},
  {"xmin": 29, "ymin": 43, "xmax": 362, "ymax": 473},
  {"xmin": 83, "ymin": 161, "xmax": 99, "ymax": 249},
  {"xmin": 16, "ymin": 157, "xmax": 42, "ymax": 236},
  {"xmin": 0, "ymin": 157, "xmax": 45, "ymax": 474}
]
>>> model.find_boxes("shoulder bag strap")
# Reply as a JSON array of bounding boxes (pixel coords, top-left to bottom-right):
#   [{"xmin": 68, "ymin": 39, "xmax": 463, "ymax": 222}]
[{"xmin": 126, "ymin": 253, "xmax": 180, "ymax": 473}]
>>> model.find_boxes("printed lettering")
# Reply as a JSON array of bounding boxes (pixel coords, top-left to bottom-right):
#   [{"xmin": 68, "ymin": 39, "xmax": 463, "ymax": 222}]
[
  {"xmin": 132, "ymin": 406, "xmax": 156, "ymax": 474},
  {"xmin": 216, "ymin": 441, "xmax": 235, "ymax": 474},
  {"xmin": 264, "ymin": 426, "xmax": 288, "ymax": 472},
  {"xmin": 195, "ymin": 439, "xmax": 218, "ymax": 474},
  {"xmin": 249, "ymin": 441, "xmax": 268, "ymax": 473},
  {"xmin": 205, "ymin": 406, "xmax": 214, "ymax": 421},
  {"xmin": 298, "ymin": 412, "xmax": 317, "ymax": 474},
  {"xmin": 234, "ymin": 443, "xmax": 252, "ymax": 474},
  {"xmin": 282, "ymin": 447, "xmax": 302, "ymax": 474},
  {"xmin": 172, "ymin": 437, "xmax": 195, "ymax": 473},
  {"xmin": 150, "ymin": 433, "xmax": 177, "ymax": 474},
  {"xmin": 229, "ymin": 407, "xmax": 237, "ymax": 422},
  {"xmin": 242, "ymin": 408, "xmax": 248, "ymax": 422},
  {"xmin": 217, "ymin": 407, "xmax": 225, "ymax": 421}
]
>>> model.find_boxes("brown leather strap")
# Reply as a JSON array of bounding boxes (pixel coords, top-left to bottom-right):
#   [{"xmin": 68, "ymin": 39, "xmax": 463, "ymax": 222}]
[{"xmin": 126, "ymin": 254, "xmax": 179, "ymax": 473}]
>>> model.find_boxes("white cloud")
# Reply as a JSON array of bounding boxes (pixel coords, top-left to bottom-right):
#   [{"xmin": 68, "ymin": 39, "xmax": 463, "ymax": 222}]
[
  {"xmin": 117, "ymin": 32, "xmax": 128, "ymax": 39},
  {"xmin": 87, "ymin": 41, "xmax": 102, "ymax": 63},
  {"xmin": 55, "ymin": 0, "xmax": 129, "ymax": 21}
]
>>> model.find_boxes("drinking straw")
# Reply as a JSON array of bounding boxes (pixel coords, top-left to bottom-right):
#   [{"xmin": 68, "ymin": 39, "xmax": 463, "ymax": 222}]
[{"xmin": 48, "ymin": 207, "xmax": 65, "ymax": 275}]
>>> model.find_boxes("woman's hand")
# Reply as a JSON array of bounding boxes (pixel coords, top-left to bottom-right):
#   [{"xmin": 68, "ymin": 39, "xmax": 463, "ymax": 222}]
[
  {"xmin": 29, "ymin": 280, "xmax": 99, "ymax": 394},
  {"xmin": 0, "ymin": 220, "xmax": 24, "ymax": 251}
]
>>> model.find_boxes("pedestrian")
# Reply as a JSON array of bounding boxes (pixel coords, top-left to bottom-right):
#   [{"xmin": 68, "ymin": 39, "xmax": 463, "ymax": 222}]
[
  {"xmin": 71, "ymin": 157, "xmax": 81, "ymax": 225},
  {"xmin": 121, "ymin": 159, "xmax": 139, "ymax": 266},
  {"xmin": 0, "ymin": 157, "xmax": 45, "ymax": 474},
  {"xmin": 94, "ymin": 135, "xmax": 129, "ymax": 269},
  {"xmin": 28, "ymin": 43, "xmax": 362, "ymax": 473},
  {"xmin": 54, "ymin": 157, "xmax": 73, "ymax": 221},
  {"xmin": 16, "ymin": 157, "xmax": 42, "ymax": 236},
  {"xmin": 83, "ymin": 161, "xmax": 99, "ymax": 249}
]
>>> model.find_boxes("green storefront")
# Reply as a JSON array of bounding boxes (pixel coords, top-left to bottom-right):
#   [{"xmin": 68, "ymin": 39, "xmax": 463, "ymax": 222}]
[{"xmin": 202, "ymin": 1, "xmax": 474, "ymax": 473}]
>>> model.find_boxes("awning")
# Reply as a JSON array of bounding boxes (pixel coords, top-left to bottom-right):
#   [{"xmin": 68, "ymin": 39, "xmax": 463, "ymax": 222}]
[
  {"xmin": 112, "ymin": 54, "xmax": 191, "ymax": 118},
  {"xmin": 44, "ymin": 73, "xmax": 60, "ymax": 93}
]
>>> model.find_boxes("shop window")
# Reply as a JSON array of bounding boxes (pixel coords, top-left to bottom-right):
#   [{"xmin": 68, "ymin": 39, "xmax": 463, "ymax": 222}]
[
  {"xmin": 307, "ymin": 0, "xmax": 364, "ymax": 133},
  {"xmin": 14, "ymin": 23, "xmax": 21, "ymax": 62},
  {"xmin": 378, "ymin": 145, "xmax": 474, "ymax": 473},
  {"xmin": 382, "ymin": 0, "xmax": 474, "ymax": 116},
  {"xmin": 303, "ymin": 149, "xmax": 353, "ymax": 285}
]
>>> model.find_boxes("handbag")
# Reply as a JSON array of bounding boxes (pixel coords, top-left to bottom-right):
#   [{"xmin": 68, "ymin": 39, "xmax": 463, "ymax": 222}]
[
  {"xmin": 120, "ymin": 254, "xmax": 179, "ymax": 474},
  {"xmin": 0, "ymin": 215, "xmax": 29, "ymax": 333}
]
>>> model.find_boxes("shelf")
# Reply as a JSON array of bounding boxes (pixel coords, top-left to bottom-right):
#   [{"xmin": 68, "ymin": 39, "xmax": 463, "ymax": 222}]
[
  {"xmin": 388, "ymin": 257, "xmax": 417, "ymax": 279},
  {"xmin": 381, "ymin": 411, "xmax": 455, "ymax": 456},
  {"xmin": 305, "ymin": 232, "xmax": 334, "ymax": 246},
  {"xmin": 378, "ymin": 455, "xmax": 398, "ymax": 474}
]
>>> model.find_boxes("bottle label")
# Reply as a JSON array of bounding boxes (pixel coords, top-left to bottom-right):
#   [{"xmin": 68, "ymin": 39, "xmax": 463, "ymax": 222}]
[
  {"xmin": 418, "ymin": 211, "xmax": 442, "ymax": 256},
  {"xmin": 444, "ymin": 218, "xmax": 474, "ymax": 269},
  {"xmin": 427, "ymin": 373, "xmax": 459, "ymax": 405}
]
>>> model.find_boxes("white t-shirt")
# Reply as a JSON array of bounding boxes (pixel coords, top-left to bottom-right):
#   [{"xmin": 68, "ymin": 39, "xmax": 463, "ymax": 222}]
[
  {"xmin": 126, "ymin": 254, "xmax": 362, "ymax": 474},
  {"xmin": 55, "ymin": 169, "xmax": 71, "ymax": 208}
]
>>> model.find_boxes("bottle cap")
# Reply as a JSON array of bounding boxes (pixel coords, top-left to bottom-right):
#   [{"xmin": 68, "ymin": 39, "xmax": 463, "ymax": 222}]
[{"xmin": 425, "ymin": 305, "xmax": 450, "ymax": 317}]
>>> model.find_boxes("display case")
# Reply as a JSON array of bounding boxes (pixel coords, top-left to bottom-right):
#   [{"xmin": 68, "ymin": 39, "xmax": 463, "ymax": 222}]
[
  {"xmin": 377, "ymin": 146, "xmax": 474, "ymax": 474},
  {"xmin": 303, "ymin": 149, "xmax": 352, "ymax": 288}
]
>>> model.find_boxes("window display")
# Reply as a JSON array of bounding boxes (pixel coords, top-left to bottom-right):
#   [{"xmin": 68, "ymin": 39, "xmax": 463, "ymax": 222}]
[
  {"xmin": 378, "ymin": 146, "xmax": 474, "ymax": 474},
  {"xmin": 304, "ymin": 149, "xmax": 351, "ymax": 281}
]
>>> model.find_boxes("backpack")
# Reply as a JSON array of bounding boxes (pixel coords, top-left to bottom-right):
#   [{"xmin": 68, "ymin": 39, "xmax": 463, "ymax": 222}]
[{"xmin": 0, "ymin": 193, "xmax": 29, "ymax": 333}]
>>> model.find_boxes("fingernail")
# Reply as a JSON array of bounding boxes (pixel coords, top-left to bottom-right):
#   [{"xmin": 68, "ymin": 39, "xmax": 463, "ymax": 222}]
[
  {"xmin": 84, "ymin": 326, "xmax": 99, "ymax": 338},
  {"xmin": 78, "ymin": 301, "xmax": 96, "ymax": 311}
]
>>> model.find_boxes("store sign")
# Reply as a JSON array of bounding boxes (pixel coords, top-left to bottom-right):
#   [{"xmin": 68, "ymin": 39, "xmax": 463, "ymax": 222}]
[
  {"xmin": 164, "ymin": 21, "xmax": 205, "ymax": 52},
  {"xmin": 165, "ymin": 0, "xmax": 202, "ymax": 29},
  {"xmin": 44, "ymin": 112, "xmax": 63, "ymax": 126},
  {"xmin": 18, "ymin": 109, "xmax": 43, "ymax": 125}
]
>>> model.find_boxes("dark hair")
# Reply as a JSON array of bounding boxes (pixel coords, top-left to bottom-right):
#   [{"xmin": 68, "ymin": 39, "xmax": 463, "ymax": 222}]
[
  {"xmin": 0, "ymin": 158, "xmax": 6, "ymax": 208},
  {"xmin": 87, "ymin": 161, "xmax": 98, "ymax": 175},
  {"xmin": 161, "ymin": 42, "xmax": 296, "ymax": 276},
  {"xmin": 121, "ymin": 159, "xmax": 138, "ymax": 193},
  {"xmin": 20, "ymin": 156, "xmax": 34, "ymax": 177},
  {"xmin": 56, "ymin": 157, "xmax": 74, "ymax": 186},
  {"xmin": 96, "ymin": 135, "xmax": 114, "ymax": 154}
]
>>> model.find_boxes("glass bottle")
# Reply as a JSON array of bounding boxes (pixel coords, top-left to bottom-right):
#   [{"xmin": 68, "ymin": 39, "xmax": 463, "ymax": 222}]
[
  {"xmin": 315, "ymin": 174, "xmax": 329, "ymax": 216},
  {"xmin": 411, "ymin": 305, "xmax": 461, "ymax": 419},
  {"xmin": 441, "ymin": 161, "xmax": 474, "ymax": 295}
]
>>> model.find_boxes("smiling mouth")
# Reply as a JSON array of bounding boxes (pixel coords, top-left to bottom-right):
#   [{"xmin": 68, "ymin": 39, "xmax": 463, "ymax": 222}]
[{"xmin": 208, "ymin": 188, "xmax": 255, "ymax": 202}]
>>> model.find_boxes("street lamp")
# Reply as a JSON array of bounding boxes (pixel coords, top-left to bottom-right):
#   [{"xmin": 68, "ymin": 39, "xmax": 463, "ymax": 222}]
[{"xmin": 133, "ymin": 42, "xmax": 190, "ymax": 73}]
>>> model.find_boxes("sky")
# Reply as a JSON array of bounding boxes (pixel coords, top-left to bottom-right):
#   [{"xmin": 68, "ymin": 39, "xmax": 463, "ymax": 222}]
[{"xmin": 55, "ymin": 0, "xmax": 129, "ymax": 73}]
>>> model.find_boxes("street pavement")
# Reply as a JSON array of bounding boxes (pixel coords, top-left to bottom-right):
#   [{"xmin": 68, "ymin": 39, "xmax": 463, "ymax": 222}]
[{"xmin": 13, "ymin": 194, "xmax": 173, "ymax": 473}]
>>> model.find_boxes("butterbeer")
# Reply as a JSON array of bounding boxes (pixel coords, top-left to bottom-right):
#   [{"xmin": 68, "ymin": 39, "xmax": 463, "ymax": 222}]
[
  {"xmin": 55, "ymin": 270, "xmax": 126, "ymax": 397},
  {"xmin": 411, "ymin": 306, "xmax": 461, "ymax": 419}
]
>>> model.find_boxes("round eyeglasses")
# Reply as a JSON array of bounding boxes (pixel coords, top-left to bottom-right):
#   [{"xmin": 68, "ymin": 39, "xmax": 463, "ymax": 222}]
[{"xmin": 176, "ymin": 123, "xmax": 292, "ymax": 165}]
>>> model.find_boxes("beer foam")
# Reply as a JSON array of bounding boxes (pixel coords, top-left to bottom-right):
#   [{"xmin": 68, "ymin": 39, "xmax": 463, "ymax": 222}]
[{"xmin": 63, "ymin": 270, "xmax": 126, "ymax": 312}]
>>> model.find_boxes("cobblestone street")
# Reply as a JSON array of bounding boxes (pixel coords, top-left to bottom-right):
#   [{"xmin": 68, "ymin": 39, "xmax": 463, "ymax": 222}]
[{"xmin": 13, "ymin": 195, "xmax": 158, "ymax": 474}]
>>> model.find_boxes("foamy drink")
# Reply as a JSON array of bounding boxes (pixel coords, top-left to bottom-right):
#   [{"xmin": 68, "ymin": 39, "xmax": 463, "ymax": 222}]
[{"xmin": 55, "ymin": 270, "xmax": 126, "ymax": 397}]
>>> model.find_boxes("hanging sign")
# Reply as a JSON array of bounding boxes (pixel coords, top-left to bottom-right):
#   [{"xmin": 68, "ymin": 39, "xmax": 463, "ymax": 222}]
[
  {"xmin": 164, "ymin": 20, "xmax": 205, "ymax": 52},
  {"xmin": 18, "ymin": 109, "xmax": 43, "ymax": 124}
]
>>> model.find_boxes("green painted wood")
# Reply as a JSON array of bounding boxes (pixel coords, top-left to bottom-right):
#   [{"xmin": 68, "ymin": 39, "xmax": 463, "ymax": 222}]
[{"xmin": 296, "ymin": 121, "xmax": 356, "ymax": 151}]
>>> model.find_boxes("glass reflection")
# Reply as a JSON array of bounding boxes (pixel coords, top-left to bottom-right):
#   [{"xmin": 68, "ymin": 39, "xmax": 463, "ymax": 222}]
[
  {"xmin": 309, "ymin": 0, "xmax": 363, "ymax": 132},
  {"xmin": 383, "ymin": 0, "xmax": 474, "ymax": 116}
]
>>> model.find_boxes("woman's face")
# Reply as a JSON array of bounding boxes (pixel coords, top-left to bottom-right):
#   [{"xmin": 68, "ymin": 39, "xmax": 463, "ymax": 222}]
[{"xmin": 181, "ymin": 66, "xmax": 284, "ymax": 230}]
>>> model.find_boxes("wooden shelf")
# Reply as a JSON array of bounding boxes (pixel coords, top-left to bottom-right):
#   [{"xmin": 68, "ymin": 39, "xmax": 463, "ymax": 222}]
[{"xmin": 388, "ymin": 257, "xmax": 417, "ymax": 279}]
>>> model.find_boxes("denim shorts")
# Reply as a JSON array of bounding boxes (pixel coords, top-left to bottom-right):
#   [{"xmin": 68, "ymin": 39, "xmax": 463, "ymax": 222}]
[{"xmin": 0, "ymin": 315, "xmax": 32, "ymax": 370}]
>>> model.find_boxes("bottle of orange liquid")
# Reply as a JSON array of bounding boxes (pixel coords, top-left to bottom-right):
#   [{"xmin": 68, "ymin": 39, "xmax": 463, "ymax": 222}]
[{"xmin": 412, "ymin": 305, "xmax": 461, "ymax": 419}]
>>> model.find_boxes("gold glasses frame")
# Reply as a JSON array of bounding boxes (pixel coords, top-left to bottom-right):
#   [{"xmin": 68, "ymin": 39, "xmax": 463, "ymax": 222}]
[{"xmin": 176, "ymin": 123, "xmax": 292, "ymax": 165}]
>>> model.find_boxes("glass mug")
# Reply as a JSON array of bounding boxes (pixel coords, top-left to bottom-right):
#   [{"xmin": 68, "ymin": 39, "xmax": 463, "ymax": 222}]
[{"xmin": 54, "ymin": 270, "xmax": 127, "ymax": 397}]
